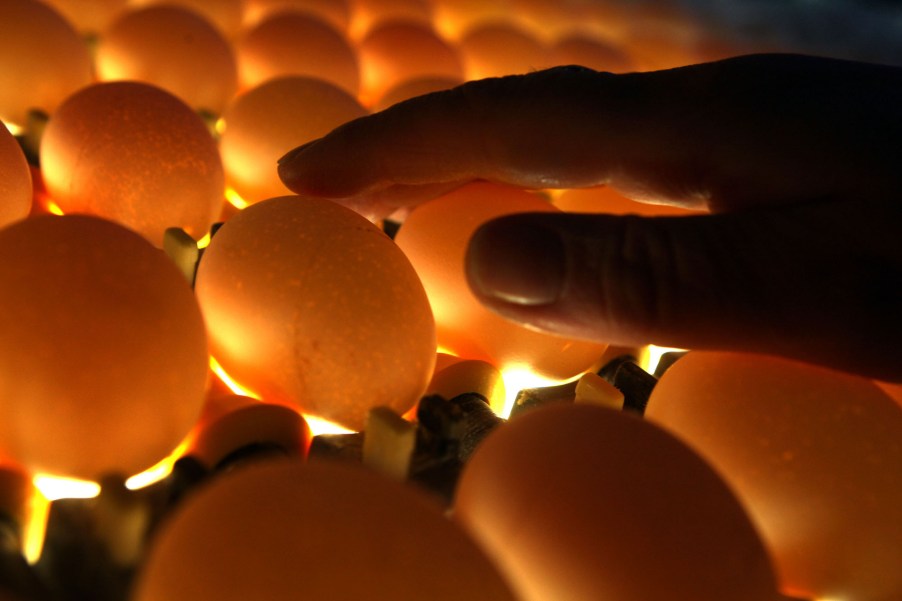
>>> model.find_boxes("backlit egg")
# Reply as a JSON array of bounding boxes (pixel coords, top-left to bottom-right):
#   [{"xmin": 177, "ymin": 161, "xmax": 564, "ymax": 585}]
[
  {"xmin": 129, "ymin": 0, "xmax": 244, "ymax": 38},
  {"xmin": 553, "ymin": 185, "xmax": 707, "ymax": 216},
  {"xmin": 457, "ymin": 23, "xmax": 549, "ymax": 81},
  {"xmin": 372, "ymin": 75, "xmax": 463, "ymax": 112},
  {"xmin": 243, "ymin": 0, "xmax": 352, "ymax": 33},
  {"xmin": 349, "ymin": 0, "xmax": 434, "ymax": 41},
  {"xmin": 0, "ymin": 124, "xmax": 31, "ymax": 230},
  {"xmin": 236, "ymin": 11, "xmax": 359, "ymax": 96},
  {"xmin": 430, "ymin": 0, "xmax": 511, "ymax": 41},
  {"xmin": 134, "ymin": 460, "xmax": 517, "ymax": 601},
  {"xmin": 395, "ymin": 182, "xmax": 607, "ymax": 380},
  {"xmin": 219, "ymin": 76, "xmax": 366, "ymax": 206},
  {"xmin": 40, "ymin": 81, "xmax": 224, "ymax": 247},
  {"xmin": 357, "ymin": 21, "xmax": 463, "ymax": 106},
  {"xmin": 0, "ymin": 0, "xmax": 93, "ymax": 128},
  {"xmin": 0, "ymin": 215, "xmax": 208, "ymax": 481},
  {"xmin": 646, "ymin": 351, "xmax": 902, "ymax": 601},
  {"xmin": 194, "ymin": 196, "xmax": 435, "ymax": 431},
  {"xmin": 96, "ymin": 5, "xmax": 238, "ymax": 114},
  {"xmin": 42, "ymin": 0, "xmax": 128, "ymax": 34},
  {"xmin": 455, "ymin": 403, "xmax": 783, "ymax": 601}
]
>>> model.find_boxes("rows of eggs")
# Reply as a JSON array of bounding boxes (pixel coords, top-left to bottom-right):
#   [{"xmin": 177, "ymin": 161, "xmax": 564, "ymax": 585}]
[{"xmin": 0, "ymin": 1, "xmax": 900, "ymax": 600}]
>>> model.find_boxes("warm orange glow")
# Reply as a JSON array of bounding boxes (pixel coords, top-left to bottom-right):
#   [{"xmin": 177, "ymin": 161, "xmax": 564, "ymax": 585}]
[
  {"xmin": 2, "ymin": 119, "xmax": 23, "ymax": 136},
  {"xmin": 304, "ymin": 414, "xmax": 355, "ymax": 436},
  {"xmin": 640, "ymin": 345, "xmax": 687, "ymax": 375},
  {"xmin": 210, "ymin": 355, "xmax": 261, "ymax": 399},
  {"xmin": 500, "ymin": 364, "xmax": 579, "ymax": 419},
  {"xmin": 23, "ymin": 488, "xmax": 50, "ymax": 564},
  {"xmin": 125, "ymin": 440, "xmax": 191, "ymax": 490},
  {"xmin": 45, "ymin": 199, "xmax": 65, "ymax": 216},
  {"xmin": 33, "ymin": 474, "xmax": 101, "ymax": 501}
]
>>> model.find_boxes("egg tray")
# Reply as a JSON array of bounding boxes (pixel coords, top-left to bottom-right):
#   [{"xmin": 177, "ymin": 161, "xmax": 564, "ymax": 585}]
[{"xmin": 0, "ymin": 353, "xmax": 666, "ymax": 601}]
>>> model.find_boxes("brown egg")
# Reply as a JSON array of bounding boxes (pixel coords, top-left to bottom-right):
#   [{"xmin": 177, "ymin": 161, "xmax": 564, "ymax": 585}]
[
  {"xmin": 129, "ymin": 0, "xmax": 244, "ymax": 38},
  {"xmin": 96, "ymin": 5, "xmax": 238, "ymax": 114},
  {"xmin": 395, "ymin": 182, "xmax": 607, "ymax": 381},
  {"xmin": 0, "ymin": 215, "xmax": 208, "ymax": 481},
  {"xmin": 39, "ymin": 81, "xmax": 224, "ymax": 247},
  {"xmin": 372, "ymin": 75, "xmax": 462, "ymax": 112},
  {"xmin": 553, "ymin": 185, "xmax": 707, "ymax": 216},
  {"xmin": 458, "ymin": 23, "xmax": 549, "ymax": 81},
  {"xmin": 43, "ymin": 0, "xmax": 128, "ymax": 34},
  {"xmin": 455, "ymin": 403, "xmax": 783, "ymax": 601},
  {"xmin": 427, "ymin": 359, "xmax": 506, "ymax": 415},
  {"xmin": 357, "ymin": 21, "xmax": 463, "ymax": 106},
  {"xmin": 0, "ymin": 0, "xmax": 93, "ymax": 127},
  {"xmin": 430, "ymin": 0, "xmax": 511, "ymax": 41},
  {"xmin": 134, "ymin": 460, "xmax": 516, "ymax": 600},
  {"xmin": 0, "ymin": 124, "xmax": 31, "ymax": 230},
  {"xmin": 187, "ymin": 394, "xmax": 310, "ymax": 468},
  {"xmin": 349, "ymin": 0, "xmax": 433, "ymax": 41},
  {"xmin": 243, "ymin": 0, "xmax": 352, "ymax": 33},
  {"xmin": 549, "ymin": 34, "xmax": 635, "ymax": 73},
  {"xmin": 219, "ymin": 76, "xmax": 366, "ymax": 205},
  {"xmin": 875, "ymin": 380, "xmax": 902, "ymax": 407},
  {"xmin": 194, "ymin": 196, "xmax": 436, "ymax": 431},
  {"xmin": 236, "ymin": 11, "xmax": 359, "ymax": 96},
  {"xmin": 646, "ymin": 352, "xmax": 902, "ymax": 601}
]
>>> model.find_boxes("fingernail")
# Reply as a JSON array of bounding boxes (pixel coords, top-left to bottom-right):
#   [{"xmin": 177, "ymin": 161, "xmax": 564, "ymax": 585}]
[
  {"xmin": 277, "ymin": 138, "xmax": 321, "ymax": 165},
  {"xmin": 466, "ymin": 218, "xmax": 566, "ymax": 306}
]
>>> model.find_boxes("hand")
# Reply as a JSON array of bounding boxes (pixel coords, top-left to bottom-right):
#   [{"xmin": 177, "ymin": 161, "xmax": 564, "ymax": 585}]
[{"xmin": 278, "ymin": 54, "xmax": 902, "ymax": 381}]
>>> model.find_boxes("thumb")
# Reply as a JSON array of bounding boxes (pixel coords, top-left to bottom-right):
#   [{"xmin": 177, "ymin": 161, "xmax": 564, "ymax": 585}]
[{"xmin": 464, "ymin": 202, "xmax": 901, "ymax": 381}]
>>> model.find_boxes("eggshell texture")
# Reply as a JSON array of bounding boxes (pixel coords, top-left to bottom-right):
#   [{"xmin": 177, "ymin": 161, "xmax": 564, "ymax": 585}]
[
  {"xmin": 195, "ymin": 196, "xmax": 436, "ymax": 431},
  {"xmin": 134, "ymin": 460, "xmax": 517, "ymax": 601},
  {"xmin": 357, "ymin": 21, "xmax": 463, "ymax": 106},
  {"xmin": 219, "ymin": 76, "xmax": 366, "ymax": 205},
  {"xmin": 0, "ymin": 215, "xmax": 208, "ymax": 481},
  {"xmin": 39, "ymin": 81, "xmax": 224, "ymax": 247},
  {"xmin": 646, "ymin": 351, "xmax": 902, "ymax": 601},
  {"xmin": 96, "ymin": 5, "xmax": 238, "ymax": 114},
  {"xmin": 455, "ymin": 403, "xmax": 782, "ymax": 601},
  {"xmin": 0, "ymin": 0, "xmax": 93, "ymax": 127},
  {"xmin": 0, "ymin": 124, "xmax": 32, "ymax": 230},
  {"xmin": 236, "ymin": 12, "xmax": 359, "ymax": 96},
  {"xmin": 395, "ymin": 182, "xmax": 607, "ymax": 380},
  {"xmin": 349, "ymin": 0, "xmax": 433, "ymax": 40}
]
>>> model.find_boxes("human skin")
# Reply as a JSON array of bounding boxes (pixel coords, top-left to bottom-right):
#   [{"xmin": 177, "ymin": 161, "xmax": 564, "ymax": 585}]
[{"xmin": 278, "ymin": 54, "xmax": 902, "ymax": 382}]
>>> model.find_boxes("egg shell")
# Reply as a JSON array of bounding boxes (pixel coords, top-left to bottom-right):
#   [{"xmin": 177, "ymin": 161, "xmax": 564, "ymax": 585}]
[
  {"xmin": 133, "ymin": 459, "xmax": 518, "ymax": 601},
  {"xmin": 243, "ymin": 0, "xmax": 352, "ymax": 33},
  {"xmin": 372, "ymin": 75, "xmax": 463, "ymax": 112},
  {"xmin": 187, "ymin": 394, "xmax": 310, "ymax": 468},
  {"xmin": 646, "ymin": 351, "xmax": 902, "ymax": 601},
  {"xmin": 457, "ymin": 23, "xmax": 549, "ymax": 81},
  {"xmin": 0, "ymin": 0, "xmax": 93, "ymax": 127},
  {"xmin": 553, "ymin": 185, "xmax": 707, "ymax": 215},
  {"xmin": 0, "ymin": 215, "xmax": 208, "ymax": 481},
  {"xmin": 96, "ymin": 5, "xmax": 238, "ymax": 114},
  {"xmin": 195, "ymin": 196, "xmax": 436, "ymax": 431},
  {"xmin": 219, "ymin": 76, "xmax": 366, "ymax": 205},
  {"xmin": 39, "ymin": 81, "xmax": 225, "ymax": 247},
  {"xmin": 357, "ymin": 21, "xmax": 463, "ymax": 106},
  {"xmin": 349, "ymin": 0, "xmax": 434, "ymax": 41},
  {"xmin": 395, "ymin": 182, "xmax": 607, "ymax": 380},
  {"xmin": 455, "ymin": 403, "xmax": 782, "ymax": 601},
  {"xmin": 0, "ymin": 124, "xmax": 32, "ymax": 230},
  {"xmin": 129, "ymin": 0, "xmax": 244, "ymax": 38},
  {"xmin": 430, "ymin": 0, "xmax": 512, "ymax": 41},
  {"xmin": 43, "ymin": 0, "xmax": 128, "ymax": 34},
  {"xmin": 237, "ymin": 11, "xmax": 360, "ymax": 96}
]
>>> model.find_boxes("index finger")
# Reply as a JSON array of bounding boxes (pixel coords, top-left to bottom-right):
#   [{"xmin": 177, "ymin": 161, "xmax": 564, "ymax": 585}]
[{"xmin": 277, "ymin": 54, "xmax": 902, "ymax": 212}]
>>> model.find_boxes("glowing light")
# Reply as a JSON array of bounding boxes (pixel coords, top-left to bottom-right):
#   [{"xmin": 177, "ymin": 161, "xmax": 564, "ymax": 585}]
[
  {"xmin": 303, "ymin": 414, "xmax": 355, "ymax": 436},
  {"xmin": 125, "ymin": 440, "xmax": 190, "ymax": 490},
  {"xmin": 224, "ymin": 187, "xmax": 249, "ymax": 210},
  {"xmin": 23, "ymin": 490, "xmax": 50, "ymax": 564},
  {"xmin": 197, "ymin": 230, "xmax": 212, "ymax": 249},
  {"xmin": 641, "ymin": 344, "xmax": 686, "ymax": 375},
  {"xmin": 499, "ymin": 364, "xmax": 578, "ymax": 418},
  {"xmin": 209, "ymin": 355, "xmax": 260, "ymax": 399},
  {"xmin": 33, "ymin": 474, "xmax": 101, "ymax": 501},
  {"xmin": 2, "ymin": 119, "xmax": 23, "ymax": 136},
  {"xmin": 45, "ymin": 200, "xmax": 65, "ymax": 216}
]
